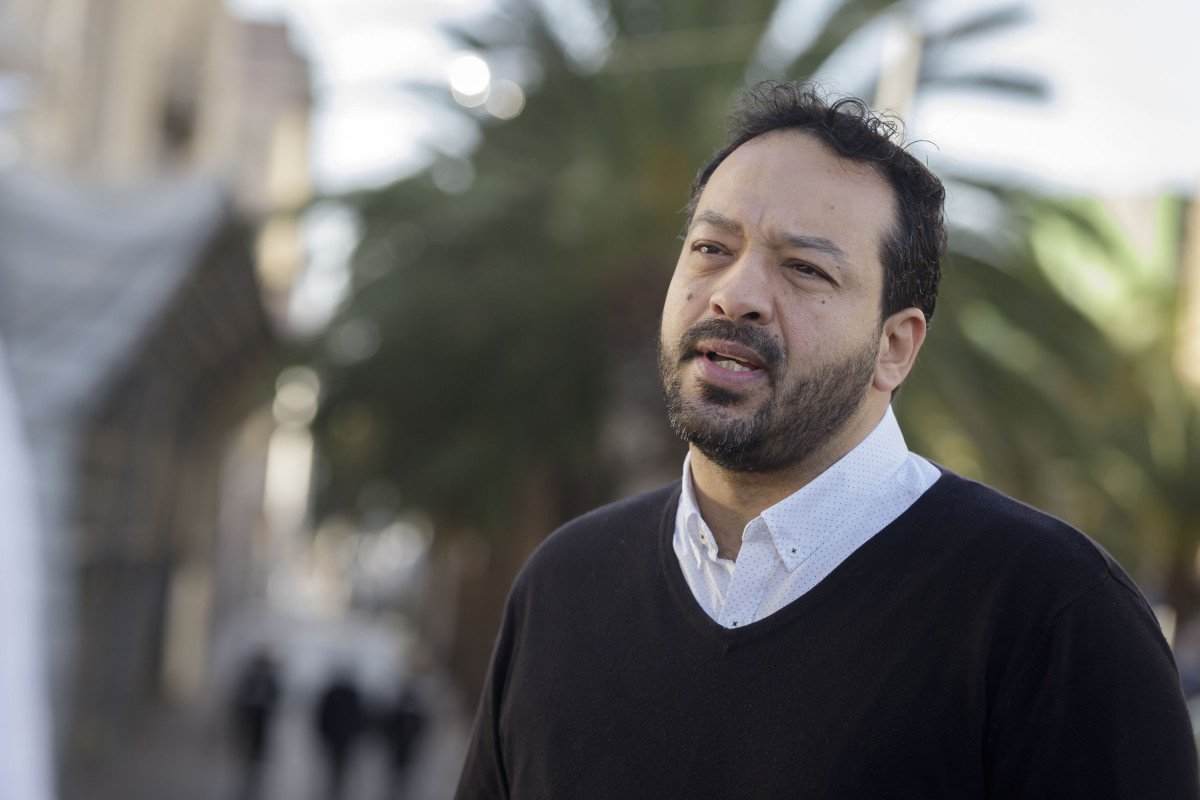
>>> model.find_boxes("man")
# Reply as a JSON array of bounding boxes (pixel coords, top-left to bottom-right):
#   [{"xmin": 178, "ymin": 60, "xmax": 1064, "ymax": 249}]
[
  {"xmin": 230, "ymin": 649, "xmax": 282, "ymax": 800},
  {"xmin": 455, "ymin": 82, "xmax": 1199, "ymax": 798},
  {"xmin": 314, "ymin": 667, "xmax": 367, "ymax": 800}
]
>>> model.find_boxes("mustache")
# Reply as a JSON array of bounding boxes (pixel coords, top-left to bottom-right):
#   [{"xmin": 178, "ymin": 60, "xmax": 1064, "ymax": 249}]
[{"xmin": 674, "ymin": 318, "xmax": 783, "ymax": 372}]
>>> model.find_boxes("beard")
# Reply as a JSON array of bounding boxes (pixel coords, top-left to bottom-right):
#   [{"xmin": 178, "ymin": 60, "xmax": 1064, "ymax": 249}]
[{"xmin": 658, "ymin": 318, "xmax": 879, "ymax": 473}]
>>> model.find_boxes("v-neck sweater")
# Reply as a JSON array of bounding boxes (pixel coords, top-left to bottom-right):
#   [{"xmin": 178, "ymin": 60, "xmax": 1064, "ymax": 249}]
[{"xmin": 455, "ymin": 468, "xmax": 1198, "ymax": 799}]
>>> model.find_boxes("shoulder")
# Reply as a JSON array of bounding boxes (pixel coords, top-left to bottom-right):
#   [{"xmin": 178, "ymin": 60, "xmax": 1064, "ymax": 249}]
[
  {"xmin": 924, "ymin": 467, "xmax": 1149, "ymax": 614},
  {"xmin": 510, "ymin": 481, "xmax": 681, "ymax": 597},
  {"xmin": 526, "ymin": 481, "xmax": 681, "ymax": 567}
]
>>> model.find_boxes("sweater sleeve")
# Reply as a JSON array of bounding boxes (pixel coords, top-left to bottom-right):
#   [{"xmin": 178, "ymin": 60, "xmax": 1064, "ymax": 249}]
[
  {"xmin": 985, "ymin": 571, "xmax": 1199, "ymax": 799},
  {"xmin": 454, "ymin": 590, "xmax": 519, "ymax": 800}
]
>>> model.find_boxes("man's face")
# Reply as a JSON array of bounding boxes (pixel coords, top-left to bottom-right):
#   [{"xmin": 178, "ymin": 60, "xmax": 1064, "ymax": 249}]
[{"xmin": 658, "ymin": 130, "xmax": 897, "ymax": 473}]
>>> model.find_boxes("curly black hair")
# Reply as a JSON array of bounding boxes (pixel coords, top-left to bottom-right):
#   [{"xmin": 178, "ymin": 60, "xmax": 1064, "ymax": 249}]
[{"xmin": 687, "ymin": 81, "xmax": 946, "ymax": 323}]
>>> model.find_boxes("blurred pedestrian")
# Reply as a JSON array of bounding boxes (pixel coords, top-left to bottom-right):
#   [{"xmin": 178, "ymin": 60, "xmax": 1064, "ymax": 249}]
[
  {"xmin": 229, "ymin": 649, "xmax": 281, "ymax": 800},
  {"xmin": 380, "ymin": 684, "xmax": 427, "ymax": 799},
  {"xmin": 314, "ymin": 668, "xmax": 365, "ymax": 799}
]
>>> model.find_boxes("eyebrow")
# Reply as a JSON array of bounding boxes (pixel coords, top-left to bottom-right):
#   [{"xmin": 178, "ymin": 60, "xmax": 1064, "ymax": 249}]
[{"xmin": 692, "ymin": 209, "xmax": 849, "ymax": 269}]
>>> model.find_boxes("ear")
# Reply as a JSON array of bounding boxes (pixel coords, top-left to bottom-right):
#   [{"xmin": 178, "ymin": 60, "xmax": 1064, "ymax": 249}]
[{"xmin": 873, "ymin": 308, "xmax": 927, "ymax": 393}]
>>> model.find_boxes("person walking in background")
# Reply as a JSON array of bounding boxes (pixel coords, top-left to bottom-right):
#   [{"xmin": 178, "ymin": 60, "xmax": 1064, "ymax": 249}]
[
  {"xmin": 229, "ymin": 649, "xmax": 281, "ymax": 800},
  {"xmin": 380, "ymin": 683, "xmax": 427, "ymax": 799},
  {"xmin": 314, "ymin": 667, "xmax": 365, "ymax": 799},
  {"xmin": 455, "ymin": 81, "xmax": 1200, "ymax": 798}
]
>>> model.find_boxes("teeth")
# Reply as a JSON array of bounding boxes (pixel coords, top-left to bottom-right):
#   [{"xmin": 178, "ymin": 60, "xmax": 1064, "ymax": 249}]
[{"xmin": 715, "ymin": 359, "xmax": 753, "ymax": 372}]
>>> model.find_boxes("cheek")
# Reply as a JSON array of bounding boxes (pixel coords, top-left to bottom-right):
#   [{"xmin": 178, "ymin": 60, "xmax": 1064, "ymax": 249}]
[
  {"xmin": 661, "ymin": 270, "xmax": 696, "ymax": 333},
  {"xmin": 781, "ymin": 305, "xmax": 858, "ymax": 355}
]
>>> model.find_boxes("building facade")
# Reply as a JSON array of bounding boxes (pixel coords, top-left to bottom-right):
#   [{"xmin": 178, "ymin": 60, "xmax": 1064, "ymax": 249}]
[{"xmin": 0, "ymin": 0, "xmax": 312, "ymax": 783}]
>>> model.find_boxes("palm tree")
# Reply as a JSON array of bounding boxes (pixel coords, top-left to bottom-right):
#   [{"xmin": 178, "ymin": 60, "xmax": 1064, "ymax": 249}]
[
  {"xmin": 310, "ymin": 0, "xmax": 917, "ymax": 695},
  {"xmin": 314, "ymin": 0, "xmax": 1040, "ymax": 532}
]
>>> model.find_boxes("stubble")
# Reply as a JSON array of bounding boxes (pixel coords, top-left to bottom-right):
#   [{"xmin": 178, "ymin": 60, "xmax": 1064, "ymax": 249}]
[{"xmin": 658, "ymin": 318, "xmax": 879, "ymax": 473}]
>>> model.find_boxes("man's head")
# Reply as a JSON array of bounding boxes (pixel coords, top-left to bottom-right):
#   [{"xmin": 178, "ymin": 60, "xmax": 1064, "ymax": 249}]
[
  {"xmin": 659, "ymin": 82, "xmax": 946, "ymax": 476},
  {"xmin": 687, "ymin": 81, "xmax": 946, "ymax": 324}
]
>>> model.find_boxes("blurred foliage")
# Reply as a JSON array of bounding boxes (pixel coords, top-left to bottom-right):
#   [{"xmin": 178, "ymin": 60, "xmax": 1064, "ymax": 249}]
[{"xmin": 303, "ymin": 0, "xmax": 1200, "ymax": 619}]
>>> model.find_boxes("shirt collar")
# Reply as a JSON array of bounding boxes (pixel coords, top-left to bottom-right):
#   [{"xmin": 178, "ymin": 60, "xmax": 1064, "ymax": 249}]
[
  {"xmin": 677, "ymin": 405, "xmax": 912, "ymax": 571},
  {"xmin": 677, "ymin": 451, "xmax": 718, "ymax": 563}
]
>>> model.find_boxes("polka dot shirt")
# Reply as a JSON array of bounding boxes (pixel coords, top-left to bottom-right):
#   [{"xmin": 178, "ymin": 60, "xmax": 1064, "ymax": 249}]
[{"xmin": 672, "ymin": 405, "xmax": 941, "ymax": 629}]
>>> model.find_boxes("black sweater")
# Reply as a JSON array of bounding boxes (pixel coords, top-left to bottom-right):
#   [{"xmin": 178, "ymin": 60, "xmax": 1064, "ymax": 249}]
[{"xmin": 456, "ymin": 469, "xmax": 1199, "ymax": 799}]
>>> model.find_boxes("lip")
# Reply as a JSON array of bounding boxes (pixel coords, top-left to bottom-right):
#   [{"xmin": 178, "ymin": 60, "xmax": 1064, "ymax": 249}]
[
  {"xmin": 694, "ymin": 338, "xmax": 767, "ymax": 369},
  {"xmin": 690, "ymin": 338, "xmax": 770, "ymax": 389}
]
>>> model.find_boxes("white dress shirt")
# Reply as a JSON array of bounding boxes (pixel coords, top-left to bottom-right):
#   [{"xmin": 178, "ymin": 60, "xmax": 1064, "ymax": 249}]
[{"xmin": 672, "ymin": 405, "xmax": 941, "ymax": 628}]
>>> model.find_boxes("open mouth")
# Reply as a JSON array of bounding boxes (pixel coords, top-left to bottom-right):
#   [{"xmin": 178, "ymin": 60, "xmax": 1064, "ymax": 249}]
[{"xmin": 705, "ymin": 350, "xmax": 761, "ymax": 373}]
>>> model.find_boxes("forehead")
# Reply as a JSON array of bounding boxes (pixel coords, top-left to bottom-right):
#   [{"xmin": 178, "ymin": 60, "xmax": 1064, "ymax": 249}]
[{"xmin": 695, "ymin": 130, "xmax": 896, "ymax": 270}]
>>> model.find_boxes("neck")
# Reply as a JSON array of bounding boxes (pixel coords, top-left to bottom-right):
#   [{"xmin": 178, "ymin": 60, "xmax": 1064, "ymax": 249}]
[{"xmin": 689, "ymin": 400, "xmax": 888, "ymax": 559}]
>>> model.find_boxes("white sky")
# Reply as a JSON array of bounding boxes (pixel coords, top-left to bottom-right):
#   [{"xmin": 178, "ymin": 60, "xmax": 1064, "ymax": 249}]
[
  {"xmin": 227, "ymin": 0, "xmax": 492, "ymax": 190},
  {"xmin": 913, "ymin": 0, "xmax": 1200, "ymax": 196},
  {"xmin": 225, "ymin": 0, "xmax": 1200, "ymax": 197}
]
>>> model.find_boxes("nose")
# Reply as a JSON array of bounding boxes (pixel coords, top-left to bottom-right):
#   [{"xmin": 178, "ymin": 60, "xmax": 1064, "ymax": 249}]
[{"xmin": 708, "ymin": 250, "xmax": 774, "ymax": 325}]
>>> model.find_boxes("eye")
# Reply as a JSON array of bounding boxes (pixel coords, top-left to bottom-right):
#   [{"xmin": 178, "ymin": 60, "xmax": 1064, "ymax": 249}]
[
  {"xmin": 692, "ymin": 242, "xmax": 726, "ymax": 256},
  {"xmin": 787, "ymin": 261, "xmax": 829, "ymax": 281}
]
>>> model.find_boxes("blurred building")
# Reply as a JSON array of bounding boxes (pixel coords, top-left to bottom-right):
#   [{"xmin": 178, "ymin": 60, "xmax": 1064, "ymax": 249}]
[{"xmin": 0, "ymin": 0, "xmax": 312, "ymax": 782}]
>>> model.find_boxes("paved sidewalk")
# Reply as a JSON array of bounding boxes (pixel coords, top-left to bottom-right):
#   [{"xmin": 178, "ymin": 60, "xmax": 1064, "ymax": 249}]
[
  {"xmin": 60, "ymin": 674, "xmax": 471, "ymax": 800},
  {"xmin": 60, "ymin": 707, "xmax": 235, "ymax": 800}
]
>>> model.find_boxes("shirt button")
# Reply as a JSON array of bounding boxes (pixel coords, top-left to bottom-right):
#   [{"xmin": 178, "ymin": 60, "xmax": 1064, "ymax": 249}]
[{"xmin": 730, "ymin": 621, "xmax": 738, "ymax": 627}]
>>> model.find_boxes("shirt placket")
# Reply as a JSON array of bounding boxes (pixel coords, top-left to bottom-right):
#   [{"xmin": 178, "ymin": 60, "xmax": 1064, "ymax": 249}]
[{"xmin": 717, "ymin": 519, "xmax": 777, "ymax": 629}]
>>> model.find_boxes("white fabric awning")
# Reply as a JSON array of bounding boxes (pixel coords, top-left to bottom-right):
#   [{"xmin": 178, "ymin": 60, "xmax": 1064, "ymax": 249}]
[{"xmin": 0, "ymin": 166, "xmax": 229, "ymax": 423}]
